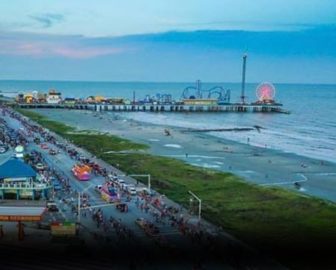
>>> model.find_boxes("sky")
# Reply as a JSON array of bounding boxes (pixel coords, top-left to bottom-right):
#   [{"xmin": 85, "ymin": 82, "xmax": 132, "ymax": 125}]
[{"xmin": 0, "ymin": 0, "xmax": 335, "ymax": 83}]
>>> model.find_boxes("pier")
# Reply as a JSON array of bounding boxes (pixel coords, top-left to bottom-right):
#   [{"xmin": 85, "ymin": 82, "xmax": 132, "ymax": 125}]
[{"xmin": 16, "ymin": 103, "xmax": 290, "ymax": 114}]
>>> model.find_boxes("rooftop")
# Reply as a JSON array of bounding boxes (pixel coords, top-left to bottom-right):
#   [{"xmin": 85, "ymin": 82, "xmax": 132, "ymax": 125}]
[{"xmin": 0, "ymin": 158, "xmax": 37, "ymax": 179}]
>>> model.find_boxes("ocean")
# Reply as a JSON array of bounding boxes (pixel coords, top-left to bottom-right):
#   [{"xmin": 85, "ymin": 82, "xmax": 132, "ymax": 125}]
[{"xmin": 1, "ymin": 80, "xmax": 335, "ymax": 163}]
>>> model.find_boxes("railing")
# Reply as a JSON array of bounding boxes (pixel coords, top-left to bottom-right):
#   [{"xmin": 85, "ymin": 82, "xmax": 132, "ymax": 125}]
[{"xmin": 0, "ymin": 183, "xmax": 52, "ymax": 190}]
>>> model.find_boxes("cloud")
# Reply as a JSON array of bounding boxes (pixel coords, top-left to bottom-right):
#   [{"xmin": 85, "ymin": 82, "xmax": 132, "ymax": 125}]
[
  {"xmin": 0, "ymin": 32, "xmax": 127, "ymax": 59},
  {"xmin": 0, "ymin": 25, "xmax": 335, "ymax": 60},
  {"xmin": 52, "ymin": 47, "xmax": 124, "ymax": 59},
  {"xmin": 29, "ymin": 13, "xmax": 64, "ymax": 28}
]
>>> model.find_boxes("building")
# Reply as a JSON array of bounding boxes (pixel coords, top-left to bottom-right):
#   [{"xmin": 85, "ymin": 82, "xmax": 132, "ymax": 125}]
[
  {"xmin": 0, "ymin": 158, "xmax": 51, "ymax": 200},
  {"xmin": 46, "ymin": 89, "xmax": 62, "ymax": 104},
  {"xmin": 63, "ymin": 97, "xmax": 77, "ymax": 105}
]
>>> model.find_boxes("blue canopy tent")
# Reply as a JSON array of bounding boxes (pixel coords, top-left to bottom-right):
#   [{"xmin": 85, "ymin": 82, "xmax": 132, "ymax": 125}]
[{"xmin": 0, "ymin": 158, "xmax": 36, "ymax": 180}]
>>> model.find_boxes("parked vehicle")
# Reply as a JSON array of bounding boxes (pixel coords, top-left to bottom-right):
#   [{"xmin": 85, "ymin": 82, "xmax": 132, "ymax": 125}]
[
  {"xmin": 108, "ymin": 174, "xmax": 118, "ymax": 181},
  {"xmin": 47, "ymin": 201, "xmax": 59, "ymax": 212},
  {"xmin": 49, "ymin": 149, "xmax": 57, "ymax": 155},
  {"xmin": 115, "ymin": 178, "xmax": 125, "ymax": 186},
  {"xmin": 35, "ymin": 163, "xmax": 45, "ymax": 171},
  {"xmin": 127, "ymin": 185, "xmax": 137, "ymax": 195}
]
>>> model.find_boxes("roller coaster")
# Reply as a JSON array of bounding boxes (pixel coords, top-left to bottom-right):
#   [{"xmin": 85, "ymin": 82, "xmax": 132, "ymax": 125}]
[
  {"xmin": 140, "ymin": 80, "xmax": 231, "ymax": 105},
  {"xmin": 182, "ymin": 80, "xmax": 231, "ymax": 104},
  {"xmin": 143, "ymin": 93, "xmax": 173, "ymax": 104}
]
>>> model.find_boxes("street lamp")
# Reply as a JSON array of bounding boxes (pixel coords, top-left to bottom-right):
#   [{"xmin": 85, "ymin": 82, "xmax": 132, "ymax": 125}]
[
  {"xmin": 124, "ymin": 174, "xmax": 151, "ymax": 192},
  {"xmin": 189, "ymin": 190, "xmax": 202, "ymax": 221}
]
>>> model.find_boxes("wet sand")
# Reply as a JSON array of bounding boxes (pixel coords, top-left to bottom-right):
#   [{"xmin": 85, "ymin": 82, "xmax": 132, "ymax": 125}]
[{"xmin": 34, "ymin": 109, "xmax": 336, "ymax": 202}]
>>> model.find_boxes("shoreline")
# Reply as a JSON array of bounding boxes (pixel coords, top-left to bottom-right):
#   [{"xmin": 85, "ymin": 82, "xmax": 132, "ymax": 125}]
[{"xmin": 34, "ymin": 108, "xmax": 336, "ymax": 202}]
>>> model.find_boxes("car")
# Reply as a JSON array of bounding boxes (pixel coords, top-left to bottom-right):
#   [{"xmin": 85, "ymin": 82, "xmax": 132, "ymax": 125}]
[
  {"xmin": 49, "ymin": 149, "xmax": 57, "ymax": 155},
  {"xmin": 116, "ymin": 178, "xmax": 125, "ymax": 186},
  {"xmin": 46, "ymin": 201, "xmax": 59, "ymax": 212},
  {"xmin": 127, "ymin": 185, "xmax": 137, "ymax": 196},
  {"xmin": 120, "ymin": 183, "xmax": 128, "ymax": 190},
  {"xmin": 35, "ymin": 163, "xmax": 45, "ymax": 171},
  {"xmin": 108, "ymin": 174, "xmax": 118, "ymax": 181},
  {"xmin": 40, "ymin": 143, "xmax": 49, "ymax": 149}
]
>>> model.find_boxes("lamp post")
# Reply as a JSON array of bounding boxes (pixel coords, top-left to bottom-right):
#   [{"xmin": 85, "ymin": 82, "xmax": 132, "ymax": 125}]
[
  {"xmin": 127, "ymin": 174, "xmax": 151, "ymax": 192},
  {"xmin": 189, "ymin": 190, "xmax": 202, "ymax": 221}
]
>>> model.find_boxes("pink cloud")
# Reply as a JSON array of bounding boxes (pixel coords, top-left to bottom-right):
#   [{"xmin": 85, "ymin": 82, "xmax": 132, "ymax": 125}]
[
  {"xmin": 0, "ymin": 40, "xmax": 125, "ymax": 59},
  {"xmin": 52, "ymin": 47, "xmax": 124, "ymax": 59}
]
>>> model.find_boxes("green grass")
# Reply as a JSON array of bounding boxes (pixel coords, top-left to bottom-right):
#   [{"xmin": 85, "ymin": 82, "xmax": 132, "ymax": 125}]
[
  {"xmin": 16, "ymin": 108, "xmax": 148, "ymax": 152},
  {"xmin": 100, "ymin": 153, "xmax": 336, "ymax": 248},
  {"xmin": 16, "ymin": 108, "xmax": 336, "ymax": 268}
]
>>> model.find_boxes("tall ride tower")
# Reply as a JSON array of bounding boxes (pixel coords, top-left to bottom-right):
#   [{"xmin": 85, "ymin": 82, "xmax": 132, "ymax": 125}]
[{"xmin": 240, "ymin": 54, "xmax": 247, "ymax": 104}]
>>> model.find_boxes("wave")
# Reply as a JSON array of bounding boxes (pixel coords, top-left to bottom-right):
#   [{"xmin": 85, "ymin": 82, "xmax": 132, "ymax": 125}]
[{"xmin": 118, "ymin": 111, "xmax": 336, "ymax": 164}]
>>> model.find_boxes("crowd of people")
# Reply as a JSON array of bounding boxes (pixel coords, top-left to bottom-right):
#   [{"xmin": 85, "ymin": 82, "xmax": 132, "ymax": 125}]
[{"xmin": 1, "ymin": 105, "xmax": 218, "ymax": 251}]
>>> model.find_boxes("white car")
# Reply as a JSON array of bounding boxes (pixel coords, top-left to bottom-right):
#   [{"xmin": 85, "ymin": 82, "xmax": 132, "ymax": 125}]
[
  {"xmin": 116, "ymin": 178, "xmax": 125, "ymax": 186},
  {"xmin": 127, "ymin": 185, "xmax": 137, "ymax": 195},
  {"xmin": 108, "ymin": 174, "xmax": 118, "ymax": 181},
  {"xmin": 120, "ymin": 183, "xmax": 129, "ymax": 190}
]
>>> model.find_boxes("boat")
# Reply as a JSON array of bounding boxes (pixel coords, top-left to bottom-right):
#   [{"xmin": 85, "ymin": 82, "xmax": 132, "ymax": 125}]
[{"xmin": 71, "ymin": 164, "xmax": 91, "ymax": 181}]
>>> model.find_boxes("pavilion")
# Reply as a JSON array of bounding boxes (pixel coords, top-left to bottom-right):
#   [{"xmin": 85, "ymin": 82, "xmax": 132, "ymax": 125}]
[{"xmin": 0, "ymin": 158, "xmax": 51, "ymax": 200}]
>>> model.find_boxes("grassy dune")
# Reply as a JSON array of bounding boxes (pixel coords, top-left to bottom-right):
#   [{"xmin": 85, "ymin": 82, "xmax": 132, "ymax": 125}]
[
  {"xmin": 17, "ymin": 108, "xmax": 336, "ymax": 268},
  {"xmin": 16, "ymin": 109, "xmax": 147, "ymax": 152}
]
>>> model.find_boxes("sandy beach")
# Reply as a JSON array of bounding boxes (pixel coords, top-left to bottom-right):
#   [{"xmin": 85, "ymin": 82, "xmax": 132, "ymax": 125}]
[{"xmin": 34, "ymin": 109, "xmax": 336, "ymax": 202}]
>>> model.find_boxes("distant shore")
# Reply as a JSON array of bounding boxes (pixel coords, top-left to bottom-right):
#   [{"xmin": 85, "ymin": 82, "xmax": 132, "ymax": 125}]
[{"xmin": 34, "ymin": 108, "xmax": 336, "ymax": 202}]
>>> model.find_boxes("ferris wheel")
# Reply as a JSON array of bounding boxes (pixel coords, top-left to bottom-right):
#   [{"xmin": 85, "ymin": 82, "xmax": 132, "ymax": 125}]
[{"xmin": 256, "ymin": 82, "xmax": 276, "ymax": 102}]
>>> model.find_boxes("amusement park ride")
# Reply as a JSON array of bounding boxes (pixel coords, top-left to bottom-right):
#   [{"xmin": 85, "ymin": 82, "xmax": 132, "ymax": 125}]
[
  {"xmin": 253, "ymin": 82, "xmax": 278, "ymax": 105},
  {"xmin": 139, "ymin": 55, "xmax": 279, "ymax": 107},
  {"xmin": 181, "ymin": 80, "xmax": 231, "ymax": 105}
]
